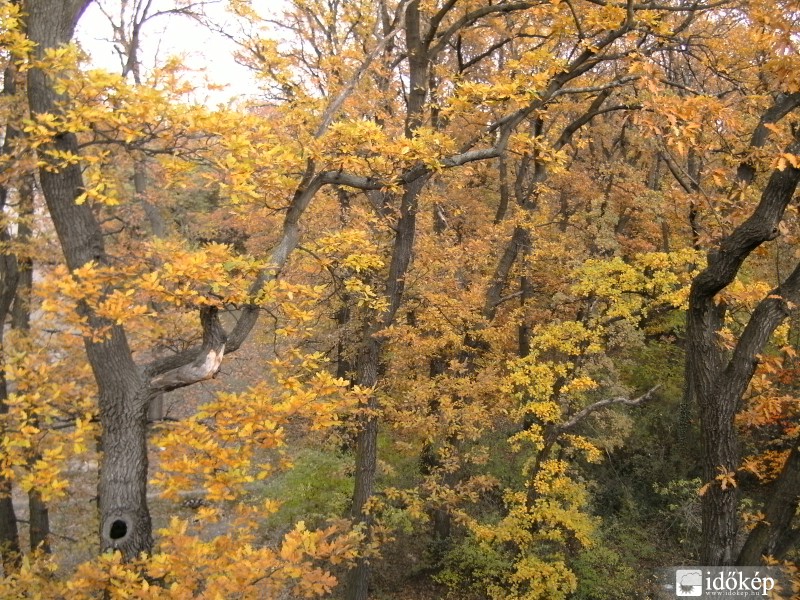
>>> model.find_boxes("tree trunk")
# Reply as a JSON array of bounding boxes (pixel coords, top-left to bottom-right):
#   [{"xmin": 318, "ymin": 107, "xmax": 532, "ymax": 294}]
[
  {"xmin": 346, "ymin": 337, "xmax": 381, "ymax": 600},
  {"xmin": 13, "ymin": 180, "xmax": 50, "ymax": 553},
  {"xmin": 24, "ymin": 0, "xmax": 153, "ymax": 559},
  {"xmin": 343, "ymin": 6, "xmax": 431, "ymax": 574},
  {"xmin": 134, "ymin": 163, "xmax": 167, "ymax": 239},
  {"xmin": 0, "ymin": 367, "xmax": 21, "ymax": 573},
  {"xmin": 686, "ymin": 132, "xmax": 800, "ymax": 565},
  {"xmin": 27, "ymin": 491, "xmax": 50, "ymax": 553},
  {"xmin": 0, "ymin": 46, "xmax": 26, "ymax": 573},
  {"xmin": 346, "ymin": 174, "xmax": 427, "ymax": 600},
  {"xmin": 494, "ymin": 154, "xmax": 510, "ymax": 223},
  {"xmin": 737, "ymin": 444, "xmax": 800, "ymax": 565}
]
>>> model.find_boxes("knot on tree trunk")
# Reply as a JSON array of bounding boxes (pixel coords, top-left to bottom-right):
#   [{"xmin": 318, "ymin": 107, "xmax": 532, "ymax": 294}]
[{"xmin": 149, "ymin": 306, "xmax": 227, "ymax": 393}]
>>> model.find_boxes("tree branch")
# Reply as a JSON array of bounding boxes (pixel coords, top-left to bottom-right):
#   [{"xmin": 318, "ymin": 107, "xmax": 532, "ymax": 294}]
[
  {"xmin": 315, "ymin": 0, "xmax": 410, "ymax": 136},
  {"xmin": 143, "ymin": 163, "xmax": 327, "ymax": 379},
  {"xmin": 429, "ymin": 2, "xmax": 537, "ymax": 57},
  {"xmin": 692, "ymin": 134, "xmax": 800, "ymax": 301},
  {"xmin": 736, "ymin": 92, "xmax": 800, "ymax": 186},
  {"xmin": 550, "ymin": 75, "xmax": 640, "ymax": 99},
  {"xmin": 149, "ymin": 306, "xmax": 226, "ymax": 393},
  {"xmin": 558, "ymin": 385, "xmax": 661, "ymax": 432}
]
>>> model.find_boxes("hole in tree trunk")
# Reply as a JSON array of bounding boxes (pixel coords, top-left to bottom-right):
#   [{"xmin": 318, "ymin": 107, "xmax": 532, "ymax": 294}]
[
  {"xmin": 102, "ymin": 514, "xmax": 132, "ymax": 547},
  {"xmin": 109, "ymin": 520, "xmax": 127, "ymax": 540}
]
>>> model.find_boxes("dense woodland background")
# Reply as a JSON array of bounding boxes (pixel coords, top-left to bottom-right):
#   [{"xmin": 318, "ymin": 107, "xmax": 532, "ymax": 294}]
[{"xmin": 0, "ymin": 0, "xmax": 799, "ymax": 598}]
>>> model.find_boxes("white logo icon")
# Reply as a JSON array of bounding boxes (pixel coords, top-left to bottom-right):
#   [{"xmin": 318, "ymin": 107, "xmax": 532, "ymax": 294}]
[{"xmin": 676, "ymin": 569, "xmax": 703, "ymax": 596}]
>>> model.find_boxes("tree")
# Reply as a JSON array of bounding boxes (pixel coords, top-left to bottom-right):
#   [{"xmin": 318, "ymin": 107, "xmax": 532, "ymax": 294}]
[
  {"xmin": 21, "ymin": 0, "xmax": 275, "ymax": 559},
  {"xmin": 3, "ymin": 0, "xmax": 800, "ymax": 596},
  {"xmin": 687, "ymin": 106, "xmax": 800, "ymax": 566},
  {"xmin": 670, "ymin": 1, "xmax": 800, "ymax": 566}
]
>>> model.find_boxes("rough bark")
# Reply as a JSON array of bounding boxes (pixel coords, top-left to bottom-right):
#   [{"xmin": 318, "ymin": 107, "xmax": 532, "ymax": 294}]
[
  {"xmin": 737, "ymin": 444, "xmax": 800, "ymax": 565},
  {"xmin": 687, "ymin": 131, "xmax": 800, "ymax": 565},
  {"xmin": 24, "ymin": 0, "xmax": 154, "ymax": 559}
]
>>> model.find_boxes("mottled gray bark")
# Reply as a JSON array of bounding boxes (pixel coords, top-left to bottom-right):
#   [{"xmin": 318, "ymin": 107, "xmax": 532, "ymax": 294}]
[{"xmin": 24, "ymin": 0, "xmax": 153, "ymax": 558}]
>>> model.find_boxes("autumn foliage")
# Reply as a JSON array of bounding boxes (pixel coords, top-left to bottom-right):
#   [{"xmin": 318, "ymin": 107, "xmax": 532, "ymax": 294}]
[{"xmin": 1, "ymin": 0, "xmax": 800, "ymax": 598}]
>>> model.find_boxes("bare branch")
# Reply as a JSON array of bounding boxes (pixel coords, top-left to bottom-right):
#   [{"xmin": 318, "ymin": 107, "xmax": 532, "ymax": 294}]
[
  {"xmin": 429, "ymin": 2, "xmax": 537, "ymax": 57},
  {"xmin": 315, "ymin": 0, "xmax": 411, "ymax": 136},
  {"xmin": 581, "ymin": 0, "xmax": 733, "ymax": 11},
  {"xmin": 661, "ymin": 148, "xmax": 699, "ymax": 194},
  {"xmin": 559, "ymin": 385, "xmax": 661, "ymax": 432},
  {"xmin": 149, "ymin": 306, "xmax": 226, "ymax": 393},
  {"xmin": 551, "ymin": 75, "xmax": 640, "ymax": 98}
]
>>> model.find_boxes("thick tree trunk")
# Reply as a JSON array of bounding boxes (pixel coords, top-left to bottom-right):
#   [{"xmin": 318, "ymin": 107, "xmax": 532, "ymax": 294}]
[
  {"xmin": 24, "ymin": 0, "xmax": 153, "ymax": 559},
  {"xmin": 686, "ymin": 133, "xmax": 800, "ymax": 565}
]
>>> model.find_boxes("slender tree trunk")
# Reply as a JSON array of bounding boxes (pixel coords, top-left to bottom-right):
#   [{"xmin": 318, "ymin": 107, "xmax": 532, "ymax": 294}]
[
  {"xmin": 346, "ymin": 175, "xmax": 427, "ymax": 600},
  {"xmin": 335, "ymin": 188, "xmax": 353, "ymax": 384},
  {"xmin": 10, "ymin": 176, "xmax": 50, "ymax": 553},
  {"xmin": 0, "ymin": 51, "xmax": 24, "ymax": 573},
  {"xmin": 518, "ymin": 242, "xmax": 533, "ymax": 358},
  {"xmin": 484, "ymin": 225, "xmax": 526, "ymax": 321},
  {"xmin": 27, "ymin": 491, "xmax": 50, "ymax": 553},
  {"xmin": 0, "ymin": 367, "xmax": 21, "ymax": 573},
  {"xmin": 421, "ymin": 208, "xmax": 452, "ymax": 547},
  {"xmin": 494, "ymin": 154, "xmax": 510, "ymax": 223},
  {"xmin": 346, "ymin": 3, "xmax": 430, "ymax": 594},
  {"xmin": 346, "ymin": 337, "xmax": 381, "ymax": 600},
  {"xmin": 19, "ymin": 252, "xmax": 50, "ymax": 556},
  {"xmin": 134, "ymin": 163, "xmax": 166, "ymax": 239}
]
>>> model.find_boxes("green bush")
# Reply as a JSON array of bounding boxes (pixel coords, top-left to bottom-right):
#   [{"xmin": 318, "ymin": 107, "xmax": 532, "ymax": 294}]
[
  {"xmin": 255, "ymin": 447, "xmax": 353, "ymax": 529},
  {"xmin": 571, "ymin": 545, "xmax": 638, "ymax": 600},
  {"xmin": 434, "ymin": 534, "xmax": 510, "ymax": 595}
]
